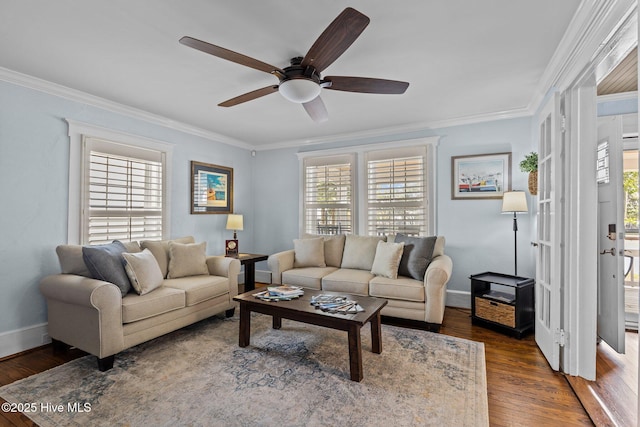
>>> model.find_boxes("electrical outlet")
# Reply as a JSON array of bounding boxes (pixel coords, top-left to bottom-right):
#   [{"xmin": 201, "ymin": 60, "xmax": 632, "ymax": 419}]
[{"xmin": 42, "ymin": 333, "xmax": 50, "ymax": 344}]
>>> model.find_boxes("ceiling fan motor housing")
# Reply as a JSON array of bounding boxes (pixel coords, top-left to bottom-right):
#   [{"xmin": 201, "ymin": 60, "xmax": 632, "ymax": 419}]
[{"xmin": 278, "ymin": 57, "xmax": 324, "ymax": 103}]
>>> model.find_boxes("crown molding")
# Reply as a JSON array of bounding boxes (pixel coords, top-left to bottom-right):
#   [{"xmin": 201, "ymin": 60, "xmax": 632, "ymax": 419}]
[
  {"xmin": 597, "ymin": 90, "xmax": 638, "ymax": 102},
  {"xmin": 530, "ymin": 0, "xmax": 637, "ymax": 111},
  {"xmin": 0, "ymin": 67, "xmax": 252, "ymax": 150},
  {"xmin": 257, "ymin": 106, "xmax": 532, "ymax": 151}
]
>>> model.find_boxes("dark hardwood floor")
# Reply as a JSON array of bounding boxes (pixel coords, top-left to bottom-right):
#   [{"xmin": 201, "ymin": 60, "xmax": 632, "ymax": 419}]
[
  {"xmin": 2, "ymin": 303, "xmax": 625, "ymax": 426},
  {"xmin": 566, "ymin": 331, "xmax": 638, "ymax": 427}
]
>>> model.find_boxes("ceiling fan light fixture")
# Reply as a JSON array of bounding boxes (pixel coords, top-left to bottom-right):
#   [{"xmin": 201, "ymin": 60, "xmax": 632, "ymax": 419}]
[{"xmin": 279, "ymin": 78, "xmax": 321, "ymax": 104}]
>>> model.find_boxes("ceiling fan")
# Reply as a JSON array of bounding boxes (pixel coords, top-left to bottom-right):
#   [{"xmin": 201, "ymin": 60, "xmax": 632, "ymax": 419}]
[{"xmin": 179, "ymin": 7, "xmax": 409, "ymax": 123}]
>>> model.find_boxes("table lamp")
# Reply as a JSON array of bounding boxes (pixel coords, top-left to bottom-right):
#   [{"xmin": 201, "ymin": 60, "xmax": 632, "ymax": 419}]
[
  {"xmin": 225, "ymin": 214, "xmax": 243, "ymax": 256},
  {"xmin": 501, "ymin": 191, "xmax": 528, "ymax": 275}
]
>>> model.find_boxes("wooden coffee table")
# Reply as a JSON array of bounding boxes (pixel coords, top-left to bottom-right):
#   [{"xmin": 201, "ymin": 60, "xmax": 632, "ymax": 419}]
[{"xmin": 233, "ymin": 287, "xmax": 387, "ymax": 382}]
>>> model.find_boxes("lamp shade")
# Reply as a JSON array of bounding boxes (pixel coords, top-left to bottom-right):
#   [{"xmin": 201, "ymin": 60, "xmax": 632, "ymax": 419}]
[
  {"xmin": 501, "ymin": 191, "xmax": 528, "ymax": 213},
  {"xmin": 226, "ymin": 214, "xmax": 244, "ymax": 231},
  {"xmin": 279, "ymin": 79, "xmax": 321, "ymax": 104}
]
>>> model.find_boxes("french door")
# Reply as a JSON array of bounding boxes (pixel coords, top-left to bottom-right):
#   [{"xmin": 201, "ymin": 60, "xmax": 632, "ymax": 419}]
[{"xmin": 535, "ymin": 93, "xmax": 562, "ymax": 370}]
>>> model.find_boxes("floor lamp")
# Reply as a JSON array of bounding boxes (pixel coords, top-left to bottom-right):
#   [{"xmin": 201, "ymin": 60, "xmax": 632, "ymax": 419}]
[{"xmin": 501, "ymin": 191, "xmax": 528, "ymax": 276}]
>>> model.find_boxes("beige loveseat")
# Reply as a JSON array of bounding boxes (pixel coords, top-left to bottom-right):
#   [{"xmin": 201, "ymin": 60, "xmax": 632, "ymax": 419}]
[
  {"xmin": 40, "ymin": 236, "xmax": 240, "ymax": 371},
  {"xmin": 268, "ymin": 234, "xmax": 452, "ymax": 330}
]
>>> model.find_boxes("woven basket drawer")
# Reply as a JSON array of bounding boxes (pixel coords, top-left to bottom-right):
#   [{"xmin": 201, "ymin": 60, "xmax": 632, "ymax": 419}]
[{"xmin": 475, "ymin": 297, "xmax": 515, "ymax": 328}]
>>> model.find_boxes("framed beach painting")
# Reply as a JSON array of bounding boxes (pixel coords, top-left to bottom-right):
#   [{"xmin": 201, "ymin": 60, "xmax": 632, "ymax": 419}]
[
  {"xmin": 191, "ymin": 161, "xmax": 234, "ymax": 214},
  {"xmin": 451, "ymin": 152, "xmax": 511, "ymax": 200}
]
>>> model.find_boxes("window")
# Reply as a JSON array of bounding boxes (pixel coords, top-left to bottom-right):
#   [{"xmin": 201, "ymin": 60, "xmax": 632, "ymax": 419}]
[
  {"xmin": 84, "ymin": 138, "xmax": 164, "ymax": 244},
  {"xmin": 302, "ymin": 154, "xmax": 354, "ymax": 235},
  {"xmin": 298, "ymin": 137, "xmax": 437, "ymax": 237},
  {"xmin": 366, "ymin": 147, "xmax": 427, "ymax": 236},
  {"xmin": 67, "ymin": 120, "xmax": 173, "ymax": 245}
]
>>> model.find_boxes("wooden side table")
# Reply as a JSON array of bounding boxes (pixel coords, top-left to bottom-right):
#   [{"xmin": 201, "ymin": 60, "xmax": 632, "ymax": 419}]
[
  {"xmin": 470, "ymin": 272, "xmax": 535, "ymax": 338},
  {"xmin": 227, "ymin": 253, "xmax": 268, "ymax": 291}
]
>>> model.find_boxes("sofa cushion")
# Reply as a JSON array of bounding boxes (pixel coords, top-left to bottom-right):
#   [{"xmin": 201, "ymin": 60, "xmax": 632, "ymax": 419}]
[
  {"xmin": 140, "ymin": 236, "xmax": 195, "ymax": 278},
  {"xmin": 303, "ymin": 234, "xmax": 346, "ymax": 268},
  {"xmin": 340, "ymin": 235, "xmax": 386, "ymax": 271},
  {"xmin": 56, "ymin": 245, "xmax": 92, "ymax": 277},
  {"xmin": 321, "ymin": 268, "xmax": 373, "ymax": 295},
  {"xmin": 394, "ymin": 234, "xmax": 437, "ymax": 281},
  {"xmin": 119, "ymin": 240, "xmax": 142, "ymax": 253},
  {"xmin": 122, "ymin": 249, "xmax": 164, "ymax": 295},
  {"xmin": 164, "ymin": 275, "xmax": 229, "ymax": 306},
  {"xmin": 293, "ymin": 237, "xmax": 326, "ymax": 268},
  {"xmin": 121, "ymin": 286, "xmax": 186, "ymax": 323},
  {"xmin": 369, "ymin": 275, "xmax": 425, "ymax": 302},
  {"xmin": 82, "ymin": 241, "xmax": 131, "ymax": 296},
  {"xmin": 282, "ymin": 267, "xmax": 338, "ymax": 290},
  {"xmin": 167, "ymin": 241, "xmax": 209, "ymax": 279},
  {"xmin": 371, "ymin": 241, "xmax": 405, "ymax": 279}
]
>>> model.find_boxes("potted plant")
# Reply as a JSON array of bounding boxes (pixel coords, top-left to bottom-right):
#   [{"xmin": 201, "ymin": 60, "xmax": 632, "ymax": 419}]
[{"xmin": 519, "ymin": 152, "xmax": 538, "ymax": 195}]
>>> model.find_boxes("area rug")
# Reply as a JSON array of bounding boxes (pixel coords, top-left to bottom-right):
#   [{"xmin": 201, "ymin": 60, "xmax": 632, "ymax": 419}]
[{"xmin": 0, "ymin": 314, "xmax": 488, "ymax": 426}]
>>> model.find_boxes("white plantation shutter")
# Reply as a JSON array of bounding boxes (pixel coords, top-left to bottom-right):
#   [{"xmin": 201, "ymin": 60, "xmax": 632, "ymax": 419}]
[
  {"xmin": 366, "ymin": 147, "xmax": 427, "ymax": 236},
  {"xmin": 303, "ymin": 154, "xmax": 354, "ymax": 235},
  {"xmin": 83, "ymin": 137, "xmax": 165, "ymax": 244}
]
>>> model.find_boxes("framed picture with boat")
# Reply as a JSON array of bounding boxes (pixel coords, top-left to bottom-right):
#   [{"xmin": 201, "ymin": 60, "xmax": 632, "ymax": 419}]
[{"xmin": 451, "ymin": 152, "xmax": 511, "ymax": 199}]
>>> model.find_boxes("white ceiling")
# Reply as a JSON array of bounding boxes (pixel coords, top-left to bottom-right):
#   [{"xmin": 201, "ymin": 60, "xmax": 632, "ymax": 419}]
[{"xmin": 0, "ymin": 0, "xmax": 583, "ymax": 148}]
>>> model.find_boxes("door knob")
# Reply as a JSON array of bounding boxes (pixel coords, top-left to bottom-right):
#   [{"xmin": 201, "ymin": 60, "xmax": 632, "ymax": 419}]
[{"xmin": 599, "ymin": 248, "xmax": 615, "ymax": 256}]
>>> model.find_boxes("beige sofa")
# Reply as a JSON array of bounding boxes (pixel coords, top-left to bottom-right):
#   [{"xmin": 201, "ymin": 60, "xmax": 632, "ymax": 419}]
[
  {"xmin": 268, "ymin": 234, "xmax": 452, "ymax": 330},
  {"xmin": 39, "ymin": 236, "xmax": 240, "ymax": 371}
]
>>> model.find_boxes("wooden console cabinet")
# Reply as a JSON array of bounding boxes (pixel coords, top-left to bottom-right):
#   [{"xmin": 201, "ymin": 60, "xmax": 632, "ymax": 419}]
[{"xmin": 470, "ymin": 272, "xmax": 534, "ymax": 338}]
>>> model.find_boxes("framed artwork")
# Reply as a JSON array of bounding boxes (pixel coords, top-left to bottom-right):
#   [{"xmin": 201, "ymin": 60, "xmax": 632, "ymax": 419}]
[
  {"xmin": 451, "ymin": 152, "xmax": 511, "ymax": 200},
  {"xmin": 190, "ymin": 161, "xmax": 233, "ymax": 214}
]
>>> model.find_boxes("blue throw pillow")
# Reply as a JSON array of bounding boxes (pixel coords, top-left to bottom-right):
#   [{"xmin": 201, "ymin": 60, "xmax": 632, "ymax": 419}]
[
  {"xmin": 394, "ymin": 234, "xmax": 437, "ymax": 281},
  {"xmin": 82, "ymin": 241, "xmax": 131, "ymax": 296}
]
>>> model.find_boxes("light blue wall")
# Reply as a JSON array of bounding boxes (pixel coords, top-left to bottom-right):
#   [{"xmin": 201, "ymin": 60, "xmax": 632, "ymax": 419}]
[
  {"xmin": 0, "ymin": 81, "xmax": 253, "ymax": 334},
  {"xmin": 0, "ymin": 77, "xmax": 536, "ymax": 337},
  {"xmin": 252, "ymin": 116, "xmax": 535, "ymax": 294},
  {"xmin": 597, "ymin": 96, "xmax": 638, "ymax": 116}
]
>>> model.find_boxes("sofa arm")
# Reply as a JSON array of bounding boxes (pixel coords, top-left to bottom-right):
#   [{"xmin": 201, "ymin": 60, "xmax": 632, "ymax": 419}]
[
  {"xmin": 423, "ymin": 254, "xmax": 453, "ymax": 324},
  {"xmin": 39, "ymin": 274, "xmax": 124, "ymax": 358},
  {"xmin": 206, "ymin": 256, "xmax": 241, "ymax": 297},
  {"xmin": 267, "ymin": 250, "xmax": 295, "ymax": 285}
]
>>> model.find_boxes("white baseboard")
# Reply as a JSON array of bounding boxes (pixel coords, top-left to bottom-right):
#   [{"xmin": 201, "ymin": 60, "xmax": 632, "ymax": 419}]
[
  {"xmin": 446, "ymin": 290, "xmax": 471, "ymax": 309},
  {"xmin": 256, "ymin": 270, "xmax": 271, "ymax": 284},
  {"xmin": 0, "ymin": 323, "xmax": 50, "ymax": 359}
]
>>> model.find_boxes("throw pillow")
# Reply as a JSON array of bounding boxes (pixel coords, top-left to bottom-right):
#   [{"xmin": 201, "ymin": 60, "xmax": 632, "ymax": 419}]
[
  {"xmin": 122, "ymin": 249, "xmax": 164, "ymax": 295},
  {"xmin": 140, "ymin": 236, "xmax": 195, "ymax": 278},
  {"xmin": 395, "ymin": 234, "xmax": 438, "ymax": 280},
  {"xmin": 167, "ymin": 241, "xmax": 209, "ymax": 279},
  {"xmin": 293, "ymin": 237, "xmax": 326, "ymax": 268},
  {"xmin": 340, "ymin": 235, "xmax": 386, "ymax": 271},
  {"xmin": 371, "ymin": 241, "xmax": 405, "ymax": 279},
  {"xmin": 302, "ymin": 234, "xmax": 346, "ymax": 267},
  {"xmin": 82, "ymin": 241, "xmax": 131, "ymax": 296}
]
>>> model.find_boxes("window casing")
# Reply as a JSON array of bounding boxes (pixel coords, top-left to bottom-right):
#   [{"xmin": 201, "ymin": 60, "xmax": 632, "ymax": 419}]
[
  {"xmin": 298, "ymin": 138, "xmax": 436, "ymax": 237},
  {"xmin": 302, "ymin": 154, "xmax": 355, "ymax": 235},
  {"xmin": 67, "ymin": 120, "xmax": 172, "ymax": 245}
]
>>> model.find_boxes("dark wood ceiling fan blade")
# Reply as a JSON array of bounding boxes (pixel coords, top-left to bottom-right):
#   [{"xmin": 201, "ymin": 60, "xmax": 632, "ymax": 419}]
[
  {"xmin": 180, "ymin": 36, "xmax": 284, "ymax": 75},
  {"xmin": 324, "ymin": 76, "xmax": 409, "ymax": 94},
  {"xmin": 301, "ymin": 8, "xmax": 370, "ymax": 73},
  {"xmin": 303, "ymin": 96, "xmax": 328, "ymax": 122},
  {"xmin": 218, "ymin": 85, "xmax": 279, "ymax": 107}
]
